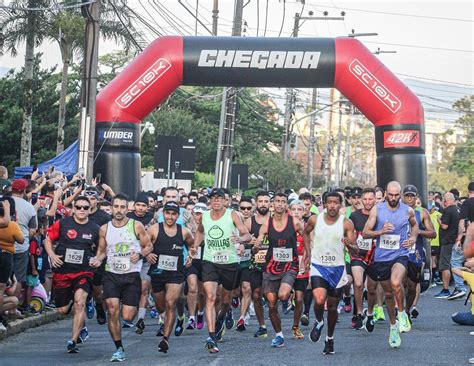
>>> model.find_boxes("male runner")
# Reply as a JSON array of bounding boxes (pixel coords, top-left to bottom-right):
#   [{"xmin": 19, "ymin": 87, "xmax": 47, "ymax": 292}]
[
  {"xmin": 402, "ymin": 185, "xmax": 435, "ymax": 320},
  {"xmin": 45, "ymin": 196, "xmax": 100, "ymax": 353},
  {"xmin": 349, "ymin": 188, "xmax": 377, "ymax": 331},
  {"xmin": 191, "ymin": 188, "xmax": 251, "ymax": 353},
  {"xmin": 90, "ymin": 194, "xmax": 153, "ymax": 362},
  {"xmin": 256, "ymin": 193, "xmax": 307, "ymax": 348},
  {"xmin": 146, "ymin": 202, "xmax": 194, "ymax": 353},
  {"xmin": 363, "ymin": 181, "xmax": 419, "ymax": 348},
  {"xmin": 248, "ymin": 191, "xmax": 271, "ymax": 338},
  {"xmin": 304, "ymin": 192, "xmax": 357, "ymax": 354}
]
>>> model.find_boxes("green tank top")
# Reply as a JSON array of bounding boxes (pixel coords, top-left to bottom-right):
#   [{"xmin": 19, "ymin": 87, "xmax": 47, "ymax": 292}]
[{"xmin": 202, "ymin": 209, "xmax": 238, "ymax": 265}]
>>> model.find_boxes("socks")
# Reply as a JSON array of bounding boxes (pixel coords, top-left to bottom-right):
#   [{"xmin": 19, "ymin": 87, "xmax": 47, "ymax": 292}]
[
  {"xmin": 138, "ymin": 307, "xmax": 146, "ymax": 320},
  {"xmin": 114, "ymin": 340, "xmax": 123, "ymax": 350},
  {"xmin": 390, "ymin": 321, "xmax": 398, "ymax": 330},
  {"xmin": 276, "ymin": 331, "xmax": 283, "ymax": 338},
  {"xmin": 317, "ymin": 319, "xmax": 324, "ymax": 326},
  {"xmin": 326, "ymin": 336, "xmax": 333, "ymax": 341},
  {"xmin": 198, "ymin": 310, "xmax": 204, "ymax": 316},
  {"xmin": 189, "ymin": 315, "xmax": 195, "ymax": 321}
]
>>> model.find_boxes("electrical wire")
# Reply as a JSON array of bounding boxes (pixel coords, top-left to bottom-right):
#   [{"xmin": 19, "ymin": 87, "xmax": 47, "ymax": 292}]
[
  {"xmin": 0, "ymin": 0, "xmax": 96, "ymax": 11},
  {"xmin": 263, "ymin": 0, "xmax": 269, "ymax": 37},
  {"xmin": 278, "ymin": 0, "xmax": 286, "ymax": 37},
  {"xmin": 395, "ymin": 73, "xmax": 473, "ymax": 87},
  {"xmin": 364, "ymin": 40, "xmax": 473, "ymax": 54},
  {"xmin": 109, "ymin": 0, "xmax": 143, "ymax": 51}
]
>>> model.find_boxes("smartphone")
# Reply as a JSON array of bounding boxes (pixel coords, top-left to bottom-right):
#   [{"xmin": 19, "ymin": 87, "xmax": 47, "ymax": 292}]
[
  {"xmin": 96, "ymin": 173, "xmax": 101, "ymax": 184},
  {"xmin": 32, "ymin": 164, "xmax": 38, "ymax": 173},
  {"xmin": 31, "ymin": 193, "xmax": 38, "ymax": 205}
]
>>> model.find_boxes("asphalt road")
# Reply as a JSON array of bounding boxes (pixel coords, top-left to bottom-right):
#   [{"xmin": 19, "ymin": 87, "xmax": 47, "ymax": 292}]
[{"xmin": 0, "ymin": 286, "xmax": 472, "ymax": 366}]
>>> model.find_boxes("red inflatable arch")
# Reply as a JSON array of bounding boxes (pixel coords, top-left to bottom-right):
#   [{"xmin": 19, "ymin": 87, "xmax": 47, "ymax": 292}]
[{"xmin": 95, "ymin": 36, "xmax": 426, "ymax": 202}]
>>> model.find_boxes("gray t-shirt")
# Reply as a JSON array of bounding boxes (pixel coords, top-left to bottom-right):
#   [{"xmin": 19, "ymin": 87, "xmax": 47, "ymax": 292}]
[{"xmin": 12, "ymin": 196, "xmax": 38, "ymax": 253}]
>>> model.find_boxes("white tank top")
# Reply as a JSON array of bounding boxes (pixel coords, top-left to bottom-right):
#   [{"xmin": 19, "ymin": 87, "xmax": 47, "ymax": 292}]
[
  {"xmin": 105, "ymin": 219, "xmax": 142, "ymax": 274},
  {"xmin": 312, "ymin": 214, "xmax": 346, "ymax": 267}
]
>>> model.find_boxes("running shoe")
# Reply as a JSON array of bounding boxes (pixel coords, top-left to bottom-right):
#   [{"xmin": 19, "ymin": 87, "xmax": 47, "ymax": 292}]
[
  {"xmin": 150, "ymin": 307, "xmax": 158, "ymax": 319},
  {"xmin": 271, "ymin": 335, "xmax": 285, "ymax": 348},
  {"xmin": 254, "ymin": 326, "xmax": 268, "ymax": 338},
  {"xmin": 236, "ymin": 318, "xmax": 246, "ymax": 332},
  {"xmin": 365, "ymin": 314, "xmax": 375, "ymax": 333},
  {"xmin": 244, "ymin": 313, "xmax": 251, "ymax": 326},
  {"xmin": 323, "ymin": 339, "xmax": 335, "ymax": 354},
  {"xmin": 355, "ymin": 314, "xmax": 365, "ymax": 330},
  {"xmin": 77, "ymin": 327, "xmax": 89, "ymax": 343},
  {"xmin": 351, "ymin": 316, "xmax": 357, "ymax": 329},
  {"xmin": 175, "ymin": 316, "xmax": 185, "ymax": 337},
  {"xmin": 96, "ymin": 305, "xmax": 107, "ymax": 325},
  {"xmin": 186, "ymin": 318, "xmax": 197, "ymax": 330},
  {"xmin": 67, "ymin": 340, "xmax": 79, "ymax": 354},
  {"xmin": 135, "ymin": 318, "xmax": 145, "ymax": 334},
  {"xmin": 110, "ymin": 347, "xmax": 126, "ymax": 362},
  {"xmin": 122, "ymin": 321, "xmax": 134, "ymax": 328},
  {"xmin": 158, "ymin": 338, "xmax": 169, "ymax": 353},
  {"xmin": 434, "ymin": 289, "xmax": 451, "ymax": 298},
  {"xmin": 309, "ymin": 321, "xmax": 324, "ymax": 343},
  {"xmin": 301, "ymin": 313, "xmax": 310, "ymax": 327},
  {"xmin": 374, "ymin": 305, "xmax": 385, "ymax": 321},
  {"xmin": 0, "ymin": 322, "xmax": 7, "ymax": 332},
  {"xmin": 343, "ymin": 296, "xmax": 352, "ymax": 313},
  {"xmin": 86, "ymin": 300, "xmax": 95, "ymax": 320},
  {"xmin": 389, "ymin": 323, "xmax": 401, "ymax": 348},
  {"xmin": 216, "ymin": 317, "xmax": 226, "ymax": 342},
  {"xmin": 411, "ymin": 307, "xmax": 419, "ymax": 319},
  {"xmin": 398, "ymin": 312, "xmax": 411, "ymax": 333},
  {"xmin": 282, "ymin": 300, "xmax": 291, "ymax": 314},
  {"xmin": 197, "ymin": 313, "xmax": 204, "ymax": 329},
  {"xmin": 225, "ymin": 309, "xmax": 234, "ymax": 330},
  {"xmin": 156, "ymin": 322, "xmax": 164, "ymax": 337},
  {"xmin": 447, "ymin": 288, "xmax": 467, "ymax": 300},
  {"xmin": 337, "ymin": 300, "xmax": 343, "ymax": 314},
  {"xmin": 205, "ymin": 337, "xmax": 219, "ymax": 353},
  {"xmin": 232, "ymin": 297, "xmax": 240, "ymax": 309},
  {"xmin": 292, "ymin": 326, "xmax": 304, "ymax": 340}
]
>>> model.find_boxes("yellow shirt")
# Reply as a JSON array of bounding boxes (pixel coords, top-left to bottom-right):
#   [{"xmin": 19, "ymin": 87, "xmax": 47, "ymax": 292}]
[
  {"xmin": 430, "ymin": 211, "xmax": 442, "ymax": 247},
  {"xmin": 0, "ymin": 221, "xmax": 23, "ymax": 253}
]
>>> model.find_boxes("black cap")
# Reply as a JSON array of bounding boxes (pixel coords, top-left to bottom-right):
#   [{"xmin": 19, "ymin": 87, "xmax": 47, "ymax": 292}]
[
  {"xmin": 351, "ymin": 187, "xmax": 363, "ymax": 197},
  {"xmin": 469, "ymin": 182, "xmax": 474, "ymax": 192},
  {"xmin": 209, "ymin": 188, "xmax": 225, "ymax": 198},
  {"xmin": 403, "ymin": 184, "xmax": 418, "ymax": 195},
  {"xmin": 135, "ymin": 192, "xmax": 149, "ymax": 206},
  {"xmin": 163, "ymin": 201, "xmax": 180, "ymax": 213}
]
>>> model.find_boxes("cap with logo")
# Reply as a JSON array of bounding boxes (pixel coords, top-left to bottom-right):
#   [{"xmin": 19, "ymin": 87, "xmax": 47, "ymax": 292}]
[
  {"xmin": 351, "ymin": 187, "xmax": 363, "ymax": 197},
  {"xmin": 11, "ymin": 179, "xmax": 28, "ymax": 191},
  {"xmin": 193, "ymin": 202, "xmax": 208, "ymax": 213},
  {"xmin": 209, "ymin": 188, "xmax": 225, "ymax": 198},
  {"xmin": 163, "ymin": 201, "xmax": 180, "ymax": 213},
  {"xmin": 403, "ymin": 184, "xmax": 418, "ymax": 196}
]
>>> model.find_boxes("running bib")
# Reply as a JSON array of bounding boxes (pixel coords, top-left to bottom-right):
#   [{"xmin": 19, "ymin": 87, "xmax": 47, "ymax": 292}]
[
  {"xmin": 380, "ymin": 234, "xmax": 400, "ymax": 250},
  {"xmin": 273, "ymin": 248, "xmax": 292, "ymax": 262},
  {"xmin": 157, "ymin": 255, "xmax": 178, "ymax": 271},
  {"xmin": 112, "ymin": 257, "xmax": 131, "ymax": 272},
  {"xmin": 318, "ymin": 253, "xmax": 337, "ymax": 266},
  {"xmin": 64, "ymin": 248, "xmax": 84, "ymax": 264},
  {"xmin": 212, "ymin": 251, "xmax": 229, "ymax": 264},
  {"xmin": 240, "ymin": 249, "xmax": 252, "ymax": 262},
  {"xmin": 255, "ymin": 249, "xmax": 267, "ymax": 264},
  {"xmin": 357, "ymin": 235, "xmax": 372, "ymax": 251}
]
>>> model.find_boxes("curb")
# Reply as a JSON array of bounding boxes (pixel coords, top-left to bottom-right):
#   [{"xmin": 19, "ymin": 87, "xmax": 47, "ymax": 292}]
[{"xmin": 0, "ymin": 310, "xmax": 66, "ymax": 341}]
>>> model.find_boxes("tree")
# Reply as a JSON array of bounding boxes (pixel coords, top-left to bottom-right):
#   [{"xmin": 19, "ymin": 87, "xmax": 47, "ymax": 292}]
[
  {"xmin": 1, "ymin": 0, "xmax": 50, "ymax": 165},
  {"xmin": 450, "ymin": 95, "xmax": 474, "ymax": 180}
]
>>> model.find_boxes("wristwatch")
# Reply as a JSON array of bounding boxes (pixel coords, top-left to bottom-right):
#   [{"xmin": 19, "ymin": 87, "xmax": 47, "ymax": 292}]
[{"xmin": 138, "ymin": 253, "xmax": 144, "ymax": 260}]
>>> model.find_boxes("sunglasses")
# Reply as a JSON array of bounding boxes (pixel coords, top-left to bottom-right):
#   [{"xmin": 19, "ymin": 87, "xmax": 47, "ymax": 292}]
[
  {"xmin": 239, "ymin": 206, "xmax": 252, "ymax": 211},
  {"xmin": 75, "ymin": 205, "xmax": 90, "ymax": 211}
]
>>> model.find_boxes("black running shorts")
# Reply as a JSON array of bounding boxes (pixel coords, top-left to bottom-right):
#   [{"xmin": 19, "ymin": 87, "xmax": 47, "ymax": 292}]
[
  {"xmin": 202, "ymin": 261, "xmax": 240, "ymax": 291},
  {"xmin": 102, "ymin": 271, "xmax": 141, "ymax": 307}
]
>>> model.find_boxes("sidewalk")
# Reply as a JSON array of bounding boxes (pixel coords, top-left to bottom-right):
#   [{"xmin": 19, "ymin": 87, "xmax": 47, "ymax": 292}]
[{"xmin": 0, "ymin": 309, "xmax": 65, "ymax": 341}]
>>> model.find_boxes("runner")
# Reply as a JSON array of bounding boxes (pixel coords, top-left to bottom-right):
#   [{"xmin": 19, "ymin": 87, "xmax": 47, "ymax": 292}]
[
  {"xmin": 363, "ymin": 181, "xmax": 419, "ymax": 348},
  {"xmin": 146, "ymin": 201, "xmax": 194, "ymax": 353},
  {"xmin": 402, "ymin": 185, "xmax": 436, "ymax": 321},
  {"xmin": 191, "ymin": 188, "xmax": 251, "ymax": 353},
  {"xmin": 349, "ymin": 188, "xmax": 377, "ymax": 331},
  {"xmin": 90, "ymin": 194, "xmax": 153, "ymax": 362},
  {"xmin": 255, "ymin": 192, "xmax": 307, "ymax": 348},
  {"xmin": 289, "ymin": 199, "xmax": 309, "ymax": 340},
  {"xmin": 248, "ymin": 190, "xmax": 272, "ymax": 338},
  {"xmin": 304, "ymin": 192, "xmax": 357, "ymax": 354},
  {"xmin": 44, "ymin": 196, "xmax": 100, "ymax": 353}
]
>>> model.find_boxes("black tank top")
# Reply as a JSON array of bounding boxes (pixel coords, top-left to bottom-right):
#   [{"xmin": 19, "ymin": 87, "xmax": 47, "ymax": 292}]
[
  {"xmin": 250, "ymin": 216, "xmax": 262, "ymax": 237},
  {"xmin": 265, "ymin": 215, "xmax": 299, "ymax": 274},
  {"xmin": 149, "ymin": 223, "xmax": 185, "ymax": 275}
]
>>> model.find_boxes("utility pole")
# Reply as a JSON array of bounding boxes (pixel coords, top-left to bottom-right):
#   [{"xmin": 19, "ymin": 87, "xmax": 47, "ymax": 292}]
[
  {"xmin": 78, "ymin": 0, "xmax": 100, "ymax": 183},
  {"xmin": 335, "ymin": 100, "xmax": 343, "ymax": 187},
  {"xmin": 307, "ymin": 88, "xmax": 317, "ymax": 190},
  {"xmin": 212, "ymin": 0, "xmax": 219, "ymax": 36},
  {"xmin": 214, "ymin": 0, "xmax": 243, "ymax": 188}
]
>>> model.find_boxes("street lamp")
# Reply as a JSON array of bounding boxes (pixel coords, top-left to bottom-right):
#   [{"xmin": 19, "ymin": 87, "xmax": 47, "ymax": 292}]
[
  {"xmin": 374, "ymin": 47, "xmax": 397, "ymax": 54},
  {"xmin": 348, "ymin": 29, "xmax": 378, "ymax": 37}
]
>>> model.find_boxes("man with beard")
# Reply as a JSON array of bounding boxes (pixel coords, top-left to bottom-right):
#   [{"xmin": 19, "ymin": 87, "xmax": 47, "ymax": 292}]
[
  {"xmin": 90, "ymin": 194, "xmax": 153, "ymax": 362},
  {"xmin": 304, "ymin": 192, "xmax": 357, "ymax": 355},
  {"xmin": 363, "ymin": 181, "xmax": 419, "ymax": 348},
  {"xmin": 248, "ymin": 191, "xmax": 272, "ymax": 338}
]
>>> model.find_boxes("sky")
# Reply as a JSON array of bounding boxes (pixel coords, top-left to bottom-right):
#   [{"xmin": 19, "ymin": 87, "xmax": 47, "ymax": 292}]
[{"xmin": 1, "ymin": 0, "xmax": 473, "ymax": 121}]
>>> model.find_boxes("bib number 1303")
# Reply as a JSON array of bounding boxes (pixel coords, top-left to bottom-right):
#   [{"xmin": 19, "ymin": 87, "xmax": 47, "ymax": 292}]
[{"xmin": 273, "ymin": 248, "xmax": 292, "ymax": 262}]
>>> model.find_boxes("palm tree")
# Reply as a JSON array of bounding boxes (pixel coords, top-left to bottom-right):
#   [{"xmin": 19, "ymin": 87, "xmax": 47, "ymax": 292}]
[{"xmin": 1, "ymin": 0, "xmax": 50, "ymax": 166}]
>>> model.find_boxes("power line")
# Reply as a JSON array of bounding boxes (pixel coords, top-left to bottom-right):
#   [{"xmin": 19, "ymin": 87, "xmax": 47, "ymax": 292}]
[
  {"xmin": 0, "ymin": 0, "xmax": 96, "ymax": 11},
  {"xmin": 108, "ymin": 0, "xmax": 143, "ymax": 51},
  {"xmin": 277, "ymin": 0, "xmax": 286, "ymax": 37},
  {"xmin": 396, "ymin": 73, "xmax": 474, "ymax": 87},
  {"xmin": 364, "ymin": 40, "xmax": 473, "ymax": 54}
]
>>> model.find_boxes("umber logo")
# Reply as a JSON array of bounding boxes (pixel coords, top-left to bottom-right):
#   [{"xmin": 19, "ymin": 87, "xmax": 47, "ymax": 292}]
[
  {"xmin": 115, "ymin": 58, "xmax": 172, "ymax": 109},
  {"xmin": 349, "ymin": 59, "xmax": 402, "ymax": 114},
  {"xmin": 383, "ymin": 130, "xmax": 420, "ymax": 148}
]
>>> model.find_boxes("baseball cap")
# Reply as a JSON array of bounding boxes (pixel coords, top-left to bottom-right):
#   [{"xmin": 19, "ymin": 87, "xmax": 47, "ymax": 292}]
[
  {"xmin": 351, "ymin": 187, "xmax": 363, "ymax": 197},
  {"xmin": 193, "ymin": 202, "xmax": 208, "ymax": 214},
  {"xmin": 469, "ymin": 182, "xmax": 474, "ymax": 192},
  {"xmin": 163, "ymin": 201, "xmax": 180, "ymax": 213},
  {"xmin": 403, "ymin": 184, "xmax": 418, "ymax": 196},
  {"xmin": 288, "ymin": 192, "xmax": 299, "ymax": 201},
  {"xmin": 209, "ymin": 188, "xmax": 225, "ymax": 198},
  {"xmin": 11, "ymin": 179, "xmax": 28, "ymax": 191}
]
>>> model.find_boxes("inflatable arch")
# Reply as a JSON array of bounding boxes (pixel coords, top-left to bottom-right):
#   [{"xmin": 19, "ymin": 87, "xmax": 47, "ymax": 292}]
[{"xmin": 95, "ymin": 36, "xmax": 426, "ymax": 203}]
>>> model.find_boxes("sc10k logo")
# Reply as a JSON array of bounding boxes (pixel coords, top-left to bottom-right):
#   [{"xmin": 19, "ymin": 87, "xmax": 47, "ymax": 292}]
[{"xmin": 115, "ymin": 58, "xmax": 172, "ymax": 109}]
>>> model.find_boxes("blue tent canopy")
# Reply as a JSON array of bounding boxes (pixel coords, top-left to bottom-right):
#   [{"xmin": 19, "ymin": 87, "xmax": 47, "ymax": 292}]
[{"xmin": 14, "ymin": 140, "xmax": 79, "ymax": 179}]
